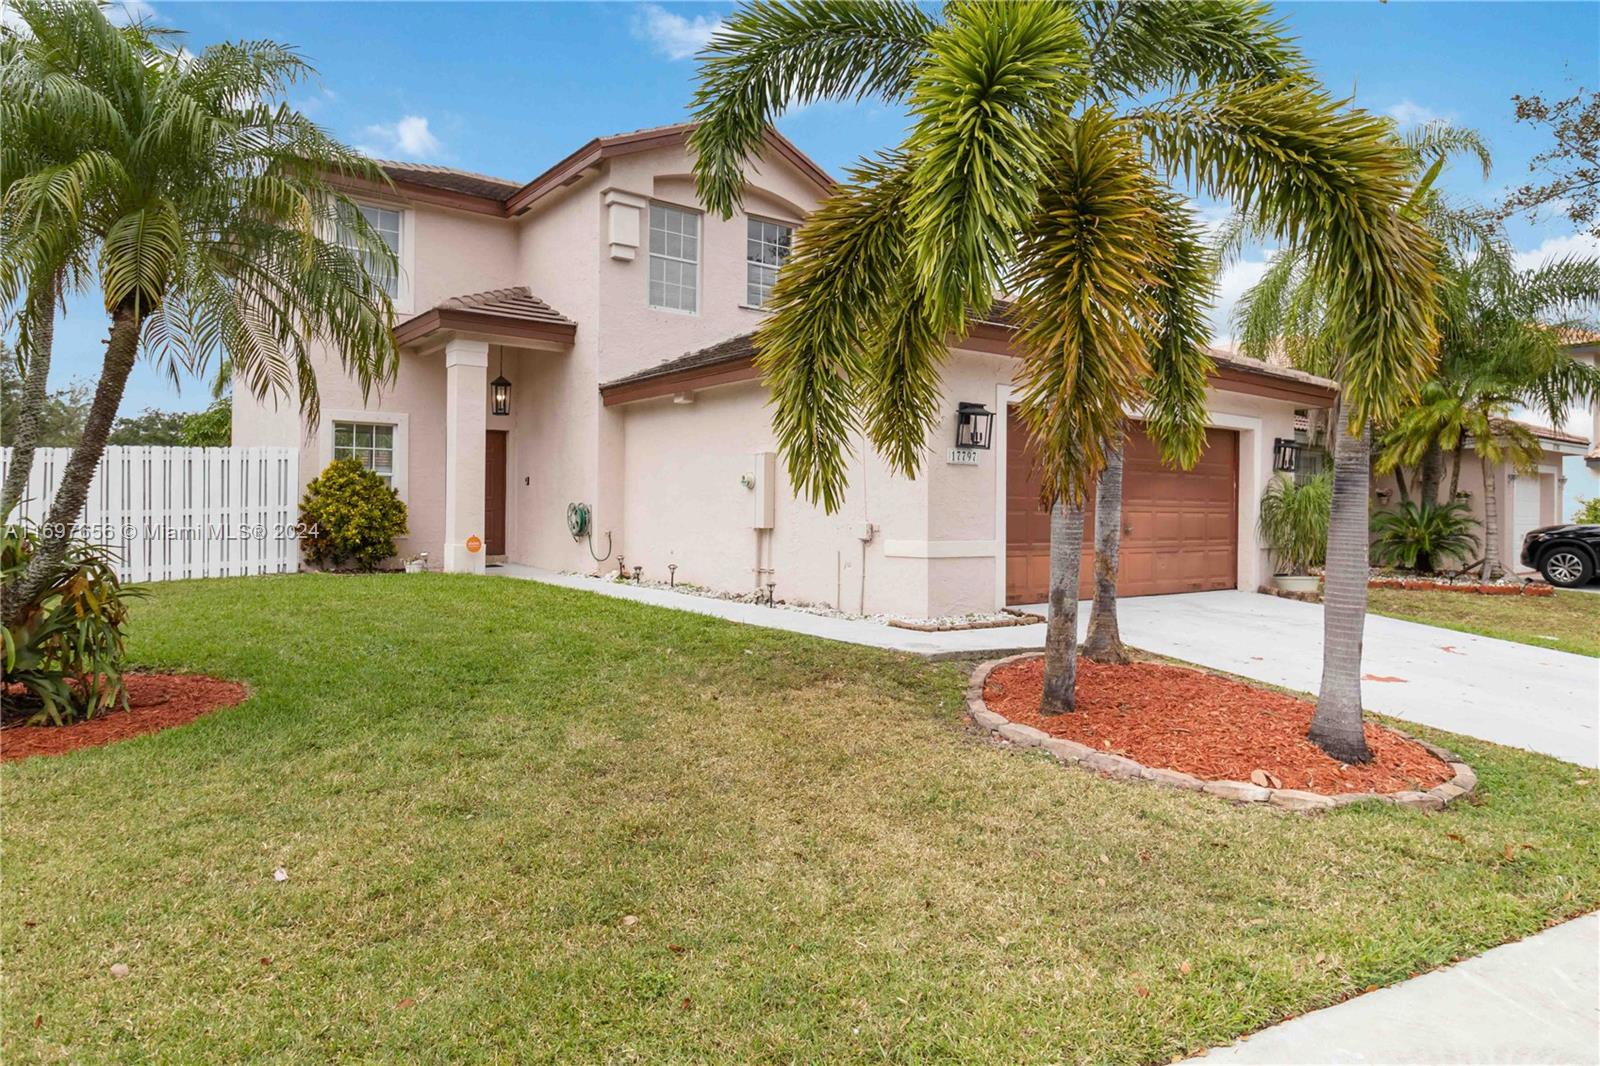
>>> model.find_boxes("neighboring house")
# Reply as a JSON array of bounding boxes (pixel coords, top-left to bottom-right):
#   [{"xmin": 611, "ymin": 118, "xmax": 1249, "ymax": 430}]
[
  {"xmin": 1370, "ymin": 418, "xmax": 1589, "ymax": 573},
  {"xmin": 1557, "ymin": 331, "xmax": 1600, "ymax": 520},
  {"xmin": 235, "ymin": 122, "xmax": 1335, "ymax": 618}
]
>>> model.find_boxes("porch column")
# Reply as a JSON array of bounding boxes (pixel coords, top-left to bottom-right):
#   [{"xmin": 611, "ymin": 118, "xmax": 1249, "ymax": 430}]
[{"xmin": 443, "ymin": 337, "xmax": 489, "ymax": 574}]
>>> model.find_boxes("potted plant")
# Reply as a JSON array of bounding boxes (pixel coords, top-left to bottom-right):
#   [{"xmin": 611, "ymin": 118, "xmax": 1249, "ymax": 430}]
[
  {"xmin": 404, "ymin": 552, "xmax": 428, "ymax": 574},
  {"xmin": 1258, "ymin": 473, "xmax": 1331, "ymax": 593}
]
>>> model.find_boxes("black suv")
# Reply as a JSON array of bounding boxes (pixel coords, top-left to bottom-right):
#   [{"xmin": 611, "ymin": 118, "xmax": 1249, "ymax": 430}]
[{"xmin": 1521, "ymin": 524, "xmax": 1600, "ymax": 587}]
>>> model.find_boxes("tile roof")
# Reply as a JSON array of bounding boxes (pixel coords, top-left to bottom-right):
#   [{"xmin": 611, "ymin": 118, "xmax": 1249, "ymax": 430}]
[
  {"xmin": 599, "ymin": 324, "xmax": 1341, "ymax": 397},
  {"xmin": 429, "ymin": 286, "xmax": 575, "ymax": 327},
  {"xmin": 375, "ymin": 160, "xmax": 521, "ymax": 200},
  {"xmin": 1493, "ymin": 417, "xmax": 1590, "ymax": 446},
  {"xmin": 604, "ymin": 332, "xmax": 760, "ymax": 389}
]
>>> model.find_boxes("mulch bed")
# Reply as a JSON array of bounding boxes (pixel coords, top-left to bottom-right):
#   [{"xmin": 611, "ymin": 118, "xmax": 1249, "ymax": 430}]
[
  {"xmin": 983, "ymin": 657, "xmax": 1452, "ymax": 795},
  {"xmin": 1, "ymin": 673, "xmax": 247, "ymax": 763}
]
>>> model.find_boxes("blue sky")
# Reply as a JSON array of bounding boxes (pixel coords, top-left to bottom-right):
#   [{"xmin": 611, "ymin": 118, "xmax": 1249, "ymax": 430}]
[{"xmin": 27, "ymin": 0, "xmax": 1600, "ymax": 414}]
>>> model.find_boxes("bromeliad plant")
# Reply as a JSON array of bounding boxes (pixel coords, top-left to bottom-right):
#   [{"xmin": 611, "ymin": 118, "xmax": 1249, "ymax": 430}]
[
  {"xmin": 1370, "ymin": 498, "xmax": 1480, "ymax": 575},
  {"xmin": 689, "ymin": 0, "xmax": 1439, "ymax": 730},
  {"xmin": 1257, "ymin": 473, "xmax": 1332, "ymax": 577},
  {"xmin": 1, "ymin": 521, "xmax": 140, "ymax": 724}
]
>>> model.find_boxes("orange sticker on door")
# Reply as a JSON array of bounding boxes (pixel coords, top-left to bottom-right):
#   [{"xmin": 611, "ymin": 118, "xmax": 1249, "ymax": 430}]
[{"xmin": 466, "ymin": 535, "xmax": 483, "ymax": 553}]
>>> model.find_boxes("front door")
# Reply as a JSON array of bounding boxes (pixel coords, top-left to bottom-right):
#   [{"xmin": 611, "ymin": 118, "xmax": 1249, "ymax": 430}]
[{"xmin": 484, "ymin": 430, "xmax": 508, "ymax": 557}]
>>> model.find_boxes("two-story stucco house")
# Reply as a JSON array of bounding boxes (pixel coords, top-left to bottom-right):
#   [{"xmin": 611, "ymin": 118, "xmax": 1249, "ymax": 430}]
[{"xmin": 235, "ymin": 122, "xmax": 1339, "ymax": 619}]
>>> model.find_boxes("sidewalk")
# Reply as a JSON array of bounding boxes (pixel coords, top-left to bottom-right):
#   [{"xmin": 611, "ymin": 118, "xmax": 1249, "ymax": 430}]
[{"xmin": 1189, "ymin": 913, "xmax": 1600, "ymax": 1064}]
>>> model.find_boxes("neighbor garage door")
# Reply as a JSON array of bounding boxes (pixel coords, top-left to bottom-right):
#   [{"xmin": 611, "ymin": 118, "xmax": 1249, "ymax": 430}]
[{"xmin": 1005, "ymin": 409, "xmax": 1239, "ymax": 604}]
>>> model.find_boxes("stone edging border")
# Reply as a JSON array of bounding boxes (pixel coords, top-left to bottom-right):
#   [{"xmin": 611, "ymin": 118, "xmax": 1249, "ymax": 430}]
[{"xmin": 965, "ymin": 654, "xmax": 1478, "ymax": 814}]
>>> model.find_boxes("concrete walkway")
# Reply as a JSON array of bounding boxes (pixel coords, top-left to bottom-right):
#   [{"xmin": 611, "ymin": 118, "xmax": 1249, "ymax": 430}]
[
  {"xmin": 1189, "ymin": 913, "xmax": 1600, "ymax": 1065},
  {"xmin": 504, "ymin": 569, "xmax": 1597, "ymax": 768}
]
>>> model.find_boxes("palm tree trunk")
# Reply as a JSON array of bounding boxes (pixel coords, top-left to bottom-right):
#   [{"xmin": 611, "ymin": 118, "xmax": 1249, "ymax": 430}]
[
  {"xmin": 1307, "ymin": 410, "xmax": 1374, "ymax": 764},
  {"xmin": 1418, "ymin": 444, "xmax": 1443, "ymax": 508},
  {"xmin": 1447, "ymin": 443, "xmax": 1464, "ymax": 501},
  {"xmin": 1392, "ymin": 462, "xmax": 1411, "ymax": 505},
  {"xmin": 1, "ymin": 306, "xmax": 141, "ymax": 628},
  {"xmin": 0, "ymin": 275, "xmax": 60, "ymax": 519},
  {"xmin": 1040, "ymin": 499, "xmax": 1086, "ymax": 715},
  {"xmin": 1479, "ymin": 458, "xmax": 1502, "ymax": 580},
  {"xmin": 1083, "ymin": 425, "xmax": 1129, "ymax": 664}
]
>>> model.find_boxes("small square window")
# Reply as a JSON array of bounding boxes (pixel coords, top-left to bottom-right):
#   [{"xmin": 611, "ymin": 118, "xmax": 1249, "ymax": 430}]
[{"xmin": 333, "ymin": 421, "xmax": 397, "ymax": 485}]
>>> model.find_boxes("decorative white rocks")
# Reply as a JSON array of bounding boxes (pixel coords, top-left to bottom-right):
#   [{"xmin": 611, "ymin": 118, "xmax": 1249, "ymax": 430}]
[{"xmin": 966, "ymin": 654, "xmax": 1478, "ymax": 814}]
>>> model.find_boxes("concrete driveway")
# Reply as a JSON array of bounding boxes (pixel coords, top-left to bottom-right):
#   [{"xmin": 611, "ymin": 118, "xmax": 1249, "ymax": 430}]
[{"xmin": 1091, "ymin": 590, "xmax": 1598, "ymax": 768}]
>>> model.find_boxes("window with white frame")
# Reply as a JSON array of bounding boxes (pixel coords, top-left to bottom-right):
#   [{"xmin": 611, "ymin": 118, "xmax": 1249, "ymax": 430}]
[
  {"xmin": 333, "ymin": 421, "xmax": 395, "ymax": 484},
  {"xmin": 337, "ymin": 202, "xmax": 402, "ymax": 299},
  {"xmin": 649, "ymin": 203, "xmax": 699, "ymax": 313},
  {"xmin": 746, "ymin": 218, "xmax": 793, "ymax": 308}
]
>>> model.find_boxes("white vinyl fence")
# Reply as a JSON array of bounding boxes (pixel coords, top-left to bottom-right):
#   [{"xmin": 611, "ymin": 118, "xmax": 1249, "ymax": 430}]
[{"xmin": 2, "ymin": 446, "xmax": 301, "ymax": 582}]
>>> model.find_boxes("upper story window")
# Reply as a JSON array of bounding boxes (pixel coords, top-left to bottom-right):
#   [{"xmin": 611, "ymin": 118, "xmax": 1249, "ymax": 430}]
[
  {"xmin": 333, "ymin": 421, "xmax": 395, "ymax": 485},
  {"xmin": 746, "ymin": 218, "xmax": 793, "ymax": 308},
  {"xmin": 337, "ymin": 202, "xmax": 403, "ymax": 299},
  {"xmin": 649, "ymin": 202, "xmax": 699, "ymax": 313}
]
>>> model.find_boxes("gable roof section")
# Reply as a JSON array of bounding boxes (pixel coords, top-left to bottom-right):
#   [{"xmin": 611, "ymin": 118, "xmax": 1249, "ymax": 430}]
[
  {"xmin": 394, "ymin": 286, "xmax": 577, "ymax": 348},
  {"xmin": 349, "ymin": 124, "xmax": 836, "ymax": 220},
  {"xmin": 502, "ymin": 123, "xmax": 833, "ymax": 216},
  {"xmin": 599, "ymin": 327, "xmax": 1340, "ymax": 408}
]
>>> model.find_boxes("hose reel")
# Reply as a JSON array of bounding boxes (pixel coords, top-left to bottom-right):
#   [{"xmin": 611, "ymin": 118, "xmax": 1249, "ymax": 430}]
[{"xmin": 567, "ymin": 502, "xmax": 612, "ymax": 562}]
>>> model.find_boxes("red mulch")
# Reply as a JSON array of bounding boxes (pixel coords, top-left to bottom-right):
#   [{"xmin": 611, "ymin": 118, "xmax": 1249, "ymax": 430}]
[
  {"xmin": 1, "ymin": 673, "xmax": 247, "ymax": 763},
  {"xmin": 983, "ymin": 657, "xmax": 1452, "ymax": 795}
]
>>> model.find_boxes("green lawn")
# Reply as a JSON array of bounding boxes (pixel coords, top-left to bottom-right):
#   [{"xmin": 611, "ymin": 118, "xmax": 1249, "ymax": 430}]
[
  {"xmin": 4, "ymin": 576, "xmax": 1598, "ymax": 1063},
  {"xmin": 1367, "ymin": 586, "xmax": 1600, "ymax": 657}
]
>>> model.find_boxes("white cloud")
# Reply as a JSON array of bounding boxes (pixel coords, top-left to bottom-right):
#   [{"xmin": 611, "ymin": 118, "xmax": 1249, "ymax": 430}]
[
  {"xmin": 1511, "ymin": 231, "xmax": 1600, "ymax": 272},
  {"xmin": 631, "ymin": 3, "xmax": 722, "ymax": 61},
  {"xmin": 357, "ymin": 114, "xmax": 442, "ymax": 160},
  {"xmin": 1385, "ymin": 99, "xmax": 1451, "ymax": 127},
  {"xmin": 1208, "ymin": 253, "xmax": 1278, "ymax": 345},
  {"xmin": 103, "ymin": 0, "xmax": 158, "ymax": 26}
]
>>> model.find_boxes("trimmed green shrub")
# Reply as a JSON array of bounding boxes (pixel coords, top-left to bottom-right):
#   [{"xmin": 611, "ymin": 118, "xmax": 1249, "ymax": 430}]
[
  {"xmin": 1257, "ymin": 473, "xmax": 1331, "ymax": 575},
  {"xmin": 2, "ymin": 522, "xmax": 140, "ymax": 725},
  {"xmin": 1370, "ymin": 498, "xmax": 1480, "ymax": 574},
  {"xmin": 299, "ymin": 458, "xmax": 408, "ymax": 571},
  {"xmin": 1575, "ymin": 496, "xmax": 1600, "ymax": 524}
]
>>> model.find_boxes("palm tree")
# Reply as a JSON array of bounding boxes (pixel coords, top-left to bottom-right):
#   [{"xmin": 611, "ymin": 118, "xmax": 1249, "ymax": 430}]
[
  {"xmin": 0, "ymin": 0, "xmax": 399, "ymax": 624},
  {"xmin": 689, "ymin": 0, "xmax": 1437, "ymax": 719},
  {"xmin": 1080, "ymin": 423, "xmax": 1129, "ymax": 663},
  {"xmin": 688, "ymin": 0, "xmax": 1440, "ymax": 717},
  {"xmin": 1228, "ymin": 126, "xmax": 1598, "ymax": 758},
  {"xmin": 1376, "ymin": 248, "xmax": 1600, "ymax": 575}
]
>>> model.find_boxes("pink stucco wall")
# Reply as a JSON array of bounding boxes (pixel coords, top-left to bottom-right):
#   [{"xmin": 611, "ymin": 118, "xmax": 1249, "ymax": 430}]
[{"xmin": 236, "ymin": 128, "xmax": 1321, "ymax": 614}]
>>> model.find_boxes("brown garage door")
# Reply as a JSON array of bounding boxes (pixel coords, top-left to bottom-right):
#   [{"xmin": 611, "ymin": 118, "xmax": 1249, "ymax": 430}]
[{"xmin": 1005, "ymin": 409, "xmax": 1238, "ymax": 604}]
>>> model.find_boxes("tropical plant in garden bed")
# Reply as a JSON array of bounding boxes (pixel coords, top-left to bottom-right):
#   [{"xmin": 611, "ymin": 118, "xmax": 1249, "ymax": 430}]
[
  {"xmin": 1257, "ymin": 472, "xmax": 1331, "ymax": 592},
  {"xmin": 1, "ymin": 521, "xmax": 140, "ymax": 724},
  {"xmin": 299, "ymin": 459, "xmax": 409, "ymax": 572},
  {"xmin": 0, "ymin": 0, "xmax": 399, "ymax": 628},
  {"xmin": 1370, "ymin": 498, "xmax": 1481, "ymax": 575},
  {"xmin": 690, "ymin": 0, "xmax": 1439, "ymax": 737}
]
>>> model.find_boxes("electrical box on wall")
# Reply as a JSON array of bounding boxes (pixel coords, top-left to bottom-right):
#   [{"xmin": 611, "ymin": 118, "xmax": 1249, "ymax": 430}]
[{"xmin": 751, "ymin": 451, "xmax": 776, "ymax": 529}]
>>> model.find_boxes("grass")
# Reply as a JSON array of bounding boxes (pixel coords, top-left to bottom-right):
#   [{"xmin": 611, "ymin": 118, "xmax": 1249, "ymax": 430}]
[
  {"xmin": 3, "ymin": 574, "xmax": 1598, "ymax": 1064},
  {"xmin": 1367, "ymin": 586, "xmax": 1600, "ymax": 657}
]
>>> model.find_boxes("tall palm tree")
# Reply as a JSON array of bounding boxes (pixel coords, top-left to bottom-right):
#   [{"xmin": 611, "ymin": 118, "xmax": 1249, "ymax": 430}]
[
  {"xmin": 1376, "ymin": 247, "xmax": 1600, "ymax": 575},
  {"xmin": 0, "ymin": 0, "xmax": 399, "ymax": 623},
  {"xmin": 1080, "ymin": 424, "xmax": 1129, "ymax": 664},
  {"xmin": 1230, "ymin": 126, "xmax": 1542, "ymax": 759},
  {"xmin": 689, "ymin": 0, "xmax": 1437, "ymax": 719}
]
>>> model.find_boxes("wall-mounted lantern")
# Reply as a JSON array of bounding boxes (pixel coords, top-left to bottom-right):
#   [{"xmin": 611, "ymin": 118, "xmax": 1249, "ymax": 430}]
[
  {"xmin": 490, "ymin": 351, "xmax": 511, "ymax": 416},
  {"xmin": 955, "ymin": 402, "xmax": 995, "ymax": 450},
  {"xmin": 1272, "ymin": 437, "xmax": 1301, "ymax": 473}
]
